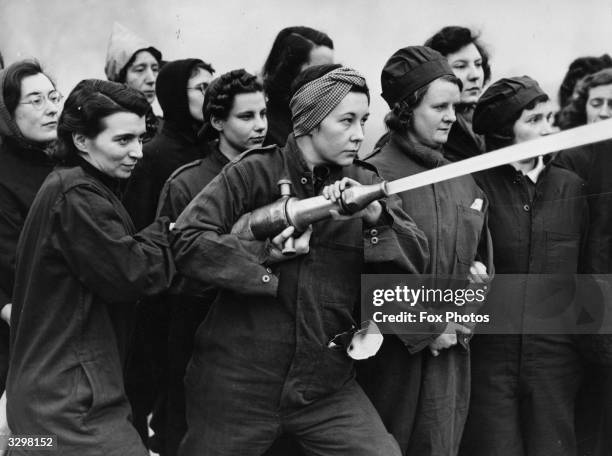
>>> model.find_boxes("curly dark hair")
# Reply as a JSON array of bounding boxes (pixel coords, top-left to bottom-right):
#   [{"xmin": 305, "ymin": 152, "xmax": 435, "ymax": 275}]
[
  {"xmin": 262, "ymin": 26, "xmax": 333, "ymax": 106},
  {"xmin": 56, "ymin": 79, "xmax": 149, "ymax": 161},
  {"xmin": 384, "ymin": 74, "xmax": 461, "ymax": 136},
  {"xmin": 200, "ymin": 69, "xmax": 264, "ymax": 140},
  {"xmin": 558, "ymin": 54, "xmax": 612, "ymax": 109},
  {"xmin": 424, "ymin": 26, "xmax": 491, "ymax": 85},
  {"xmin": 557, "ymin": 68, "xmax": 612, "ymax": 130}
]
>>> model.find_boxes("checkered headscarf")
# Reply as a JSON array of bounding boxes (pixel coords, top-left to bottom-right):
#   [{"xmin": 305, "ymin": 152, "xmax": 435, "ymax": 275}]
[{"xmin": 289, "ymin": 67, "xmax": 368, "ymax": 137}]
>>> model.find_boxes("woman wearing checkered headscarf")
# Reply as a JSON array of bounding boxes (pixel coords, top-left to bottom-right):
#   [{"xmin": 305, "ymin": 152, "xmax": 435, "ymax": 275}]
[{"xmin": 170, "ymin": 63, "xmax": 428, "ymax": 456}]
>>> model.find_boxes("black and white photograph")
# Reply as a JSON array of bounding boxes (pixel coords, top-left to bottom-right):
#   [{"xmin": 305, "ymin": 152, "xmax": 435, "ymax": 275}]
[{"xmin": 1, "ymin": 0, "xmax": 612, "ymax": 454}]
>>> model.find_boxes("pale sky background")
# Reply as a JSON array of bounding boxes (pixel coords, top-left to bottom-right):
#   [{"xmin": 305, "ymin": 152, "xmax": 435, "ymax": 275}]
[{"xmin": 1, "ymin": 0, "xmax": 611, "ymax": 153}]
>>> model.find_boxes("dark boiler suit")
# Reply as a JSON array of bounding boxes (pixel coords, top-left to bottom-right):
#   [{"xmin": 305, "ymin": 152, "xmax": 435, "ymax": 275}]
[
  {"xmin": 171, "ymin": 135, "xmax": 430, "ymax": 456},
  {"xmin": 459, "ymin": 161, "xmax": 588, "ymax": 456},
  {"xmin": 154, "ymin": 146, "xmax": 227, "ymax": 456},
  {"xmin": 360, "ymin": 133, "xmax": 493, "ymax": 456},
  {"xmin": 555, "ymin": 142, "xmax": 612, "ymax": 456},
  {"xmin": 7, "ymin": 159, "xmax": 175, "ymax": 456}
]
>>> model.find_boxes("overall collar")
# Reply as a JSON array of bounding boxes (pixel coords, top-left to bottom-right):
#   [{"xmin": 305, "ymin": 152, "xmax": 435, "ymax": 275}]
[
  {"xmin": 284, "ymin": 134, "xmax": 343, "ymax": 194},
  {"xmin": 390, "ymin": 132, "xmax": 449, "ymax": 169},
  {"xmin": 4, "ymin": 136, "xmax": 56, "ymax": 164},
  {"xmin": 286, "ymin": 134, "xmax": 343, "ymax": 176},
  {"xmin": 161, "ymin": 120, "xmax": 201, "ymax": 146},
  {"xmin": 76, "ymin": 156, "xmax": 125, "ymax": 197},
  {"xmin": 455, "ymin": 105, "xmax": 485, "ymax": 152},
  {"xmin": 509, "ymin": 155, "xmax": 546, "ymax": 184},
  {"xmin": 211, "ymin": 140, "xmax": 230, "ymax": 166}
]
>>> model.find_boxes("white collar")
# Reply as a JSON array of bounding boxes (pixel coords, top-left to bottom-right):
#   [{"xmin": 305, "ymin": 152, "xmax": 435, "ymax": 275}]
[{"xmin": 510, "ymin": 156, "xmax": 545, "ymax": 183}]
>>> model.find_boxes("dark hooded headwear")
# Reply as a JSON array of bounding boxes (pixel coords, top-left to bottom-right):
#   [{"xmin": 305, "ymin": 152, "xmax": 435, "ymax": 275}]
[
  {"xmin": 0, "ymin": 67, "xmax": 56, "ymax": 154},
  {"xmin": 381, "ymin": 45, "xmax": 456, "ymax": 108},
  {"xmin": 155, "ymin": 58, "xmax": 213, "ymax": 132},
  {"xmin": 0, "ymin": 68, "xmax": 24, "ymax": 140},
  {"xmin": 473, "ymin": 76, "xmax": 547, "ymax": 136}
]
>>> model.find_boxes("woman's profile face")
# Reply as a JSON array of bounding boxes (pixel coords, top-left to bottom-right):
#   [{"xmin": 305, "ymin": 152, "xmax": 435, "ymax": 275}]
[
  {"xmin": 78, "ymin": 112, "xmax": 146, "ymax": 179},
  {"xmin": 13, "ymin": 73, "xmax": 60, "ymax": 143},
  {"xmin": 301, "ymin": 46, "xmax": 334, "ymax": 72},
  {"xmin": 408, "ymin": 78, "xmax": 460, "ymax": 148},
  {"xmin": 512, "ymin": 100, "xmax": 554, "ymax": 143},
  {"xmin": 446, "ymin": 43, "xmax": 484, "ymax": 105},
  {"xmin": 187, "ymin": 67, "xmax": 214, "ymax": 123},
  {"xmin": 586, "ymin": 83, "xmax": 612, "ymax": 124}
]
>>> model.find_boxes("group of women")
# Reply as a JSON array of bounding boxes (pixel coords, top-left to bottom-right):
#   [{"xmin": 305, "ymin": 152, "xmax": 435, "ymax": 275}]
[{"xmin": 0, "ymin": 21, "xmax": 611, "ymax": 456}]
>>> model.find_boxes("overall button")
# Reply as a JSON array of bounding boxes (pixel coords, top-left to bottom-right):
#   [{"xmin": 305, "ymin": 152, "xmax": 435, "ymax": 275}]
[
  {"xmin": 300, "ymin": 177, "xmax": 308, "ymax": 185},
  {"xmin": 523, "ymin": 204, "xmax": 530, "ymax": 212},
  {"xmin": 265, "ymin": 267, "xmax": 272, "ymax": 274},
  {"xmin": 370, "ymin": 228, "xmax": 378, "ymax": 236},
  {"xmin": 371, "ymin": 236, "xmax": 379, "ymax": 245},
  {"xmin": 262, "ymin": 275, "xmax": 271, "ymax": 283}
]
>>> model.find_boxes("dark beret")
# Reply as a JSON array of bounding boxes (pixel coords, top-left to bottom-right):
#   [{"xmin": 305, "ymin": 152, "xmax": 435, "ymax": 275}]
[
  {"xmin": 381, "ymin": 46, "xmax": 455, "ymax": 108},
  {"xmin": 473, "ymin": 76, "xmax": 547, "ymax": 134}
]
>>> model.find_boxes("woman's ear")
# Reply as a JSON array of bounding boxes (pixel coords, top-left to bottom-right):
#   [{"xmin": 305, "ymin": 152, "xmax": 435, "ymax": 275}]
[
  {"xmin": 211, "ymin": 116, "xmax": 224, "ymax": 133},
  {"xmin": 72, "ymin": 132, "xmax": 89, "ymax": 153},
  {"xmin": 307, "ymin": 124, "xmax": 321, "ymax": 137}
]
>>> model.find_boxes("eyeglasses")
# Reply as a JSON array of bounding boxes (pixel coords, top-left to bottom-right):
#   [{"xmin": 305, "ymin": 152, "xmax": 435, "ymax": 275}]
[
  {"xmin": 19, "ymin": 91, "xmax": 63, "ymax": 110},
  {"xmin": 187, "ymin": 83, "xmax": 209, "ymax": 95}
]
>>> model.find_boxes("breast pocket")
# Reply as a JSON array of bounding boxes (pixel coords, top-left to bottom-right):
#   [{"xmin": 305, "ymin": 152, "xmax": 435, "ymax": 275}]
[
  {"xmin": 544, "ymin": 231, "xmax": 580, "ymax": 273},
  {"xmin": 455, "ymin": 204, "xmax": 485, "ymax": 266}
]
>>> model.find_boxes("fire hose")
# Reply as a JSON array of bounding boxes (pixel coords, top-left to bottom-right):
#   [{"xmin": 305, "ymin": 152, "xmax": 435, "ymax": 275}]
[{"xmin": 243, "ymin": 119, "xmax": 612, "ymax": 251}]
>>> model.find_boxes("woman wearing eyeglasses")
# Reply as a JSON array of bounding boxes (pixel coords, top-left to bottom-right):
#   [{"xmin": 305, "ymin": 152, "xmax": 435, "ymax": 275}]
[
  {"xmin": 120, "ymin": 58, "xmax": 215, "ymax": 448},
  {"xmin": 123, "ymin": 59, "xmax": 215, "ymax": 230},
  {"xmin": 0, "ymin": 59, "xmax": 61, "ymax": 396}
]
